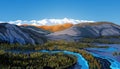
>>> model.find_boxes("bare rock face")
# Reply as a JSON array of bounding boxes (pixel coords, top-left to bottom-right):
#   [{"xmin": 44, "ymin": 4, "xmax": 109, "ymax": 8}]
[
  {"xmin": 47, "ymin": 22, "xmax": 120, "ymax": 41},
  {"xmin": 0, "ymin": 23, "xmax": 47, "ymax": 44}
]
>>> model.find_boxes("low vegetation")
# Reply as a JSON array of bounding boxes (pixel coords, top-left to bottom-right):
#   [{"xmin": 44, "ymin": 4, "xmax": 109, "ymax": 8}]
[
  {"xmin": 79, "ymin": 37, "xmax": 120, "ymax": 44},
  {"xmin": 0, "ymin": 40, "xmax": 109, "ymax": 69},
  {"xmin": 0, "ymin": 40, "xmax": 109, "ymax": 51},
  {"xmin": 0, "ymin": 51, "xmax": 76, "ymax": 69}
]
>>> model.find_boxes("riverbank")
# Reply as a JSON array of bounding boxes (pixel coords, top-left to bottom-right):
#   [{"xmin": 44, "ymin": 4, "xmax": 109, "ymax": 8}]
[
  {"xmin": 0, "ymin": 40, "xmax": 117, "ymax": 69},
  {"xmin": 95, "ymin": 57, "xmax": 111, "ymax": 69}
]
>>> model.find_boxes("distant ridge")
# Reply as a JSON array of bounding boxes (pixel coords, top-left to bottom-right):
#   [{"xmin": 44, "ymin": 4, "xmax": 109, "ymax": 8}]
[
  {"xmin": 75, "ymin": 22, "xmax": 116, "ymax": 26},
  {"xmin": 47, "ymin": 22, "xmax": 120, "ymax": 41},
  {"xmin": 21, "ymin": 23, "xmax": 73, "ymax": 32},
  {"xmin": 38, "ymin": 23, "xmax": 73, "ymax": 32}
]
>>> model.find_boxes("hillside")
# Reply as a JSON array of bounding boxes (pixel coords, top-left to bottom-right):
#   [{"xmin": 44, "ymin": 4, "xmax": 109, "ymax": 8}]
[
  {"xmin": 0, "ymin": 23, "xmax": 47, "ymax": 44},
  {"xmin": 38, "ymin": 23, "xmax": 73, "ymax": 32},
  {"xmin": 47, "ymin": 22, "xmax": 120, "ymax": 41},
  {"xmin": 21, "ymin": 23, "xmax": 73, "ymax": 32},
  {"xmin": 21, "ymin": 25, "xmax": 51, "ymax": 35}
]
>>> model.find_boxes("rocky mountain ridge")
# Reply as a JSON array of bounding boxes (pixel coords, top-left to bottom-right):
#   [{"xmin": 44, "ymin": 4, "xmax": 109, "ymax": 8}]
[
  {"xmin": 47, "ymin": 22, "xmax": 120, "ymax": 41},
  {"xmin": 0, "ymin": 23, "xmax": 47, "ymax": 44}
]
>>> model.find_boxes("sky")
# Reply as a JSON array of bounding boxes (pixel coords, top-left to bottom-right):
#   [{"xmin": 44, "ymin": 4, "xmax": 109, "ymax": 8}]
[{"xmin": 0, "ymin": 0, "xmax": 120, "ymax": 24}]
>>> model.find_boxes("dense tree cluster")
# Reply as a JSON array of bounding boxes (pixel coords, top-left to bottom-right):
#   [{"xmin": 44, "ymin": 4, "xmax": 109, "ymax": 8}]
[{"xmin": 0, "ymin": 51, "xmax": 76, "ymax": 69}]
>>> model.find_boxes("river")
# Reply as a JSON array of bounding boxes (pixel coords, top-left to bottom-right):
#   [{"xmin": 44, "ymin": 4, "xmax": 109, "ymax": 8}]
[
  {"xmin": 6, "ymin": 44, "xmax": 120, "ymax": 69},
  {"xmin": 86, "ymin": 44, "xmax": 120, "ymax": 69}
]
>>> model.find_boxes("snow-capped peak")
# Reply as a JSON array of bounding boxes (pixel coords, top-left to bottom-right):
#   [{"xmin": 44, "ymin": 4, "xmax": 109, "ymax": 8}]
[{"xmin": 0, "ymin": 18, "xmax": 95, "ymax": 26}]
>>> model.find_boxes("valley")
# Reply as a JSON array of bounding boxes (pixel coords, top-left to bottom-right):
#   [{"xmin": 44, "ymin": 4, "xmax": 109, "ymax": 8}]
[{"xmin": 0, "ymin": 22, "xmax": 120, "ymax": 69}]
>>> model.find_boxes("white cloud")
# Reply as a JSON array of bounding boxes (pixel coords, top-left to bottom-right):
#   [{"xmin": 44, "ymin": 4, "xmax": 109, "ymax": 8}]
[
  {"xmin": 9, "ymin": 20, "xmax": 22, "ymax": 25},
  {"xmin": 31, "ymin": 22, "xmax": 37, "ymax": 26},
  {"xmin": 30, "ymin": 20, "xmax": 37, "ymax": 23},
  {"xmin": 0, "ymin": 18, "xmax": 95, "ymax": 26},
  {"xmin": 37, "ymin": 19, "xmax": 47, "ymax": 25},
  {"xmin": 16, "ymin": 23, "xmax": 22, "ymax": 26}
]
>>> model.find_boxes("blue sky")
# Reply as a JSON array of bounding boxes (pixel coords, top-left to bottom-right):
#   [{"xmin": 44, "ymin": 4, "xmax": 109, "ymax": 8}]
[{"xmin": 0, "ymin": 0, "xmax": 120, "ymax": 24}]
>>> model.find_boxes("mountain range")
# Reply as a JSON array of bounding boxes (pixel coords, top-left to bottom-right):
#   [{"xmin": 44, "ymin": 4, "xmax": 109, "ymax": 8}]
[
  {"xmin": 47, "ymin": 22, "xmax": 120, "ymax": 41},
  {"xmin": 0, "ymin": 21, "xmax": 120, "ymax": 44},
  {"xmin": 2, "ymin": 18, "xmax": 94, "ymax": 26}
]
